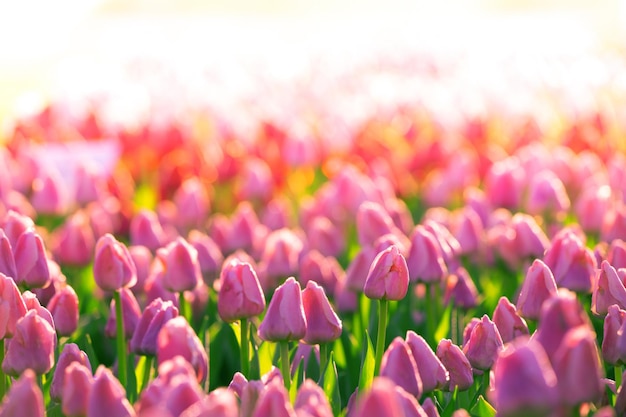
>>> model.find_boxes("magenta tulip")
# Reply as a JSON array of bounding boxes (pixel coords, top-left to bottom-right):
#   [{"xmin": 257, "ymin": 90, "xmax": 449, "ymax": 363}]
[
  {"xmin": 380, "ymin": 337, "xmax": 423, "ymax": 398},
  {"xmin": 157, "ymin": 316, "xmax": 208, "ymax": 383},
  {"xmin": 88, "ymin": 366, "xmax": 136, "ymax": 417},
  {"xmin": 0, "ymin": 369, "xmax": 44, "ymax": 417},
  {"xmin": 47, "ymin": 284, "xmax": 79, "ymax": 337},
  {"xmin": 516, "ymin": 259, "xmax": 558, "ymax": 320},
  {"xmin": 363, "ymin": 245, "xmax": 409, "ymax": 301},
  {"xmin": 93, "ymin": 233, "xmax": 137, "ymax": 291},
  {"xmin": 436, "ymin": 339, "xmax": 473, "ymax": 391},
  {"xmin": 131, "ymin": 297, "xmax": 179, "ymax": 356},
  {"xmin": 3, "ymin": 309, "xmax": 56, "ymax": 376},
  {"xmin": 258, "ymin": 277, "xmax": 307, "ymax": 342},
  {"xmin": 492, "ymin": 296, "xmax": 529, "ymax": 343},
  {"xmin": 592, "ymin": 260, "xmax": 626, "ymax": 315},
  {"xmin": 301, "ymin": 280, "xmax": 342, "ymax": 345},
  {"xmin": 157, "ymin": 237, "xmax": 202, "ymax": 293},
  {"xmin": 405, "ymin": 331, "xmax": 449, "ymax": 392},
  {"xmin": 0, "ymin": 272, "xmax": 27, "ymax": 338},
  {"xmin": 13, "ymin": 228, "xmax": 50, "ymax": 289},
  {"xmin": 50, "ymin": 343, "xmax": 92, "ymax": 401},
  {"xmin": 61, "ymin": 362, "xmax": 93, "ymax": 417},
  {"xmin": 217, "ymin": 260, "xmax": 265, "ymax": 323}
]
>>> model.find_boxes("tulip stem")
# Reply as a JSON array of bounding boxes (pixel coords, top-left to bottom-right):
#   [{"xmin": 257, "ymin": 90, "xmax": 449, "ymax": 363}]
[
  {"xmin": 374, "ymin": 298, "xmax": 388, "ymax": 376},
  {"xmin": 179, "ymin": 292, "xmax": 190, "ymax": 323},
  {"xmin": 240, "ymin": 318, "xmax": 250, "ymax": 377},
  {"xmin": 616, "ymin": 365, "xmax": 623, "ymax": 391},
  {"xmin": 280, "ymin": 341, "xmax": 291, "ymax": 390},
  {"xmin": 141, "ymin": 356, "xmax": 153, "ymax": 393},
  {"xmin": 0, "ymin": 339, "xmax": 4, "ymax": 400},
  {"xmin": 114, "ymin": 289, "xmax": 128, "ymax": 389},
  {"xmin": 427, "ymin": 283, "xmax": 436, "ymax": 346},
  {"xmin": 319, "ymin": 343, "xmax": 328, "ymax": 384}
]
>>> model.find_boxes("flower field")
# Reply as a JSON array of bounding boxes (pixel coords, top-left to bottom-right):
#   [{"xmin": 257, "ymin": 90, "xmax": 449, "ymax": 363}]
[{"xmin": 2, "ymin": 17, "xmax": 626, "ymax": 415}]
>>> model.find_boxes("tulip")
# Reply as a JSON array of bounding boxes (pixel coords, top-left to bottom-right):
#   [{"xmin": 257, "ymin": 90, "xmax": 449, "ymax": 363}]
[
  {"xmin": 0, "ymin": 272, "xmax": 27, "ymax": 339},
  {"xmin": 608, "ymin": 239, "xmax": 626, "ymax": 269},
  {"xmin": 356, "ymin": 202, "xmax": 397, "ymax": 247},
  {"xmin": 47, "ymin": 284, "xmax": 79, "ymax": 337},
  {"xmin": 0, "ymin": 369, "xmax": 44, "ymax": 417},
  {"xmin": 484, "ymin": 157, "xmax": 525, "ymax": 210},
  {"xmin": 543, "ymin": 228, "xmax": 596, "ymax": 293},
  {"xmin": 352, "ymin": 377, "xmax": 405, "ymax": 417},
  {"xmin": 180, "ymin": 388, "xmax": 239, "ymax": 417},
  {"xmin": 298, "ymin": 250, "xmax": 341, "ymax": 297},
  {"xmin": 492, "ymin": 296, "xmax": 529, "ymax": 343},
  {"xmin": 251, "ymin": 381, "xmax": 297, "ymax": 417},
  {"xmin": 305, "ymin": 216, "xmax": 345, "ymax": 258},
  {"xmin": 93, "ymin": 233, "xmax": 137, "ymax": 291},
  {"xmin": 394, "ymin": 385, "xmax": 429, "ymax": 417},
  {"xmin": 188, "ymin": 230, "xmax": 223, "ymax": 286},
  {"xmin": 443, "ymin": 267, "xmax": 478, "ymax": 310},
  {"xmin": 294, "ymin": 379, "xmax": 333, "ymax": 417},
  {"xmin": 236, "ymin": 157, "xmax": 274, "ymax": 203},
  {"xmin": 290, "ymin": 343, "xmax": 320, "ymax": 377},
  {"xmin": 50, "ymin": 343, "xmax": 92, "ymax": 401},
  {"xmin": 61, "ymin": 362, "xmax": 93, "ymax": 417},
  {"xmin": 258, "ymin": 277, "xmax": 306, "ymax": 389},
  {"xmin": 380, "ymin": 337, "xmax": 423, "ymax": 398},
  {"xmin": 345, "ymin": 246, "xmax": 376, "ymax": 292},
  {"xmin": 131, "ymin": 297, "xmax": 179, "ymax": 356},
  {"xmin": 227, "ymin": 202, "xmax": 261, "ymax": 254},
  {"xmin": 463, "ymin": 314, "xmax": 504, "ymax": 371},
  {"xmin": 3, "ymin": 309, "xmax": 56, "ymax": 376},
  {"xmin": 603, "ymin": 304, "xmax": 626, "ymax": 365},
  {"xmin": 21, "ymin": 290, "xmax": 54, "ymax": 329},
  {"xmin": 1, "ymin": 210, "xmax": 35, "ymax": 248},
  {"xmin": 301, "ymin": 280, "xmax": 342, "ymax": 345},
  {"xmin": 510, "ymin": 213, "xmax": 549, "ymax": 260},
  {"xmin": 51, "ymin": 211, "xmax": 95, "ymax": 266},
  {"xmin": 0, "ymin": 229, "xmax": 16, "ymax": 280},
  {"xmin": 172, "ymin": 177, "xmax": 210, "ymax": 232},
  {"xmin": 258, "ymin": 228, "xmax": 303, "ymax": 291},
  {"xmin": 13, "ymin": 228, "xmax": 50, "ymax": 289},
  {"xmin": 516, "ymin": 259, "xmax": 558, "ymax": 320},
  {"xmin": 261, "ymin": 197, "xmax": 291, "ymax": 231},
  {"xmin": 491, "ymin": 339, "xmax": 558, "ymax": 417},
  {"xmin": 157, "ymin": 237, "xmax": 202, "ymax": 294},
  {"xmin": 405, "ymin": 331, "xmax": 449, "ymax": 392},
  {"xmin": 129, "ymin": 245, "xmax": 153, "ymax": 293},
  {"xmin": 157, "ymin": 316, "xmax": 208, "ymax": 384},
  {"xmin": 575, "ymin": 184, "xmax": 613, "ymax": 233},
  {"xmin": 421, "ymin": 397, "xmax": 440, "ymax": 417},
  {"xmin": 436, "ymin": 339, "xmax": 473, "ymax": 391},
  {"xmin": 525, "ymin": 170, "xmax": 570, "ymax": 219},
  {"xmin": 406, "ymin": 225, "xmax": 448, "ymax": 284},
  {"xmin": 129, "ymin": 209, "xmax": 166, "ymax": 252},
  {"xmin": 593, "ymin": 260, "xmax": 626, "ymax": 315},
  {"xmin": 88, "ymin": 366, "xmax": 136, "ymax": 417}
]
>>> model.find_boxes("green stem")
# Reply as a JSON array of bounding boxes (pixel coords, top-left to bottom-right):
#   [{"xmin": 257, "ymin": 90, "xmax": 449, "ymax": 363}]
[
  {"xmin": 427, "ymin": 283, "xmax": 436, "ymax": 346},
  {"xmin": 319, "ymin": 343, "xmax": 328, "ymax": 384},
  {"xmin": 0, "ymin": 339, "xmax": 5, "ymax": 400},
  {"xmin": 141, "ymin": 356, "xmax": 153, "ymax": 393},
  {"xmin": 240, "ymin": 318, "xmax": 250, "ymax": 377},
  {"xmin": 616, "ymin": 365, "xmax": 623, "ymax": 392},
  {"xmin": 114, "ymin": 289, "xmax": 127, "ymax": 389},
  {"xmin": 179, "ymin": 292, "xmax": 189, "ymax": 323},
  {"xmin": 374, "ymin": 298, "xmax": 389, "ymax": 376},
  {"xmin": 280, "ymin": 341, "xmax": 291, "ymax": 390}
]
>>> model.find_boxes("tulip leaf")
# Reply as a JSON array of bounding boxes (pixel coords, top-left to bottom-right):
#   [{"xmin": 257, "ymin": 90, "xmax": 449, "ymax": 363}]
[
  {"xmin": 323, "ymin": 352, "xmax": 341, "ymax": 416},
  {"xmin": 357, "ymin": 330, "xmax": 375, "ymax": 394},
  {"xmin": 290, "ymin": 357, "xmax": 305, "ymax": 404},
  {"xmin": 256, "ymin": 340, "xmax": 276, "ymax": 379},
  {"xmin": 127, "ymin": 353, "xmax": 138, "ymax": 402},
  {"xmin": 469, "ymin": 395, "xmax": 496, "ymax": 417},
  {"xmin": 434, "ymin": 302, "xmax": 452, "ymax": 343},
  {"xmin": 46, "ymin": 403, "xmax": 64, "ymax": 417}
]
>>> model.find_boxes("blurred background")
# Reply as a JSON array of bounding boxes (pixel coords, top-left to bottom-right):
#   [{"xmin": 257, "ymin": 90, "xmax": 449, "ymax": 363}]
[{"xmin": 1, "ymin": 0, "xmax": 625, "ymax": 128}]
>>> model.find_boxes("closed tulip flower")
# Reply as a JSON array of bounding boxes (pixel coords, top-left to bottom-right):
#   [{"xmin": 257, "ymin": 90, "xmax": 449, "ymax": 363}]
[
  {"xmin": 592, "ymin": 260, "xmax": 626, "ymax": 315},
  {"xmin": 421, "ymin": 397, "xmax": 440, "ymax": 417},
  {"xmin": 301, "ymin": 280, "xmax": 342, "ymax": 345},
  {"xmin": 129, "ymin": 209, "xmax": 166, "ymax": 252},
  {"xmin": 463, "ymin": 314, "xmax": 504, "ymax": 370},
  {"xmin": 0, "ymin": 369, "xmax": 44, "ymax": 417},
  {"xmin": 294, "ymin": 379, "xmax": 333, "ymax": 417},
  {"xmin": 1, "ymin": 210, "xmax": 35, "ymax": 248},
  {"xmin": 602, "ymin": 304, "xmax": 626, "ymax": 365},
  {"xmin": 364, "ymin": 245, "xmax": 409, "ymax": 301},
  {"xmin": 217, "ymin": 260, "xmax": 265, "ymax": 323},
  {"xmin": 180, "ymin": 388, "xmax": 239, "ymax": 417},
  {"xmin": 516, "ymin": 259, "xmax": 558, "ymax": 320},
  {"xmin": 258, "ymin": 277, "xmax": 307, "ymax": 342},
  {"xmin": 405, "ymin": 331, "xmax": 449, "ymax": 392},
  {"xmin": 131, "ymin": 297, "xmax": 179, "ymax": 356},
  {"xmin": 443, "ymin": 267, "xmax": 478, "ymax": 310},
  {"xmin": 0, "ymin": 229, "xmax": 16, "ymax": 279},
  {"xmin": 93, "ymin": 233, "xmax": 137, "ymax": 291},
  {"xmin": 157, "ymin": 237, "xmax": 202, "ymax": 293},
  {"xmin": 47, "ymin": 284, "xmax": 79, "ymax": 337},
  {"xmin": 492, "ymin": 296, "xmax": 529, "ymax": 343},
  {"xmin": 157, "ymin": 316, "xmax": 208, "ymax": 384},
  {"xmin": 61, "ymin": 362, "xmax": 93, "ymax": 417},
  {"xmin": 13, "ymin": 228, "xmax": 50, "ymax": 289},
  {"xmin": 380, "ymin": 337, "xmax": 423, "ymax": 398},
  {"xmin": 345, "ymin": 246, "xmax": 376, "ymax": 293},
  {"xmin": 51, "ymin": 211, "xmax": 95, "ymax": 266},
  {"xmin": 252, "ymin": 381, "xmax": 297, "ymax": 417},
  {"xmin": 0, "ymin": 272, "xmax": 27, "ymax": 338},
  {"xmin": 406, "ymin": 225, "xmax": 448, "ymax": 283},
  {"xmin": 352, "ymin": 377, "xmax": 405, "ymax": 417},
  {"xmin": 188, "ymin": 230, "xmax": 224, "ymax": 286},
  {"xmin": 543, "ymin": 229, "xmax": 596, "ymax": 293},
  {"xmin": 436, "ymin": 339, "xmax": 474, "ymax": 391},
  {"xmin": 3, "ymin": 309, "xmax": 56, "ymax": 376},
  {"xmin": 88, "ymin": 366, "xmax": 136, "ymax": 417},
  {"xmin": 50, "ymin": 343, "xmax": 92, "ymax": 401}
]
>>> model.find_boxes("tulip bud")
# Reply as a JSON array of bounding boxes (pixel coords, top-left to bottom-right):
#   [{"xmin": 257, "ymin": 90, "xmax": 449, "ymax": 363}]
[
  {"xmin": 259, "ymin": 228, "xmax": 303, "ymax": 290},
  {"xmin": 356, "ymin": 202, "xmax": 396, "ymax": 247},
  {"xmin": 47, "ymin": 284, "xmax": 79, "ymax": 337},
  {"xmin": 93, "ymin": 233, "xmax": 137, "ymax": 291},
  {"xmin": 443, "ymin": 267, "xmax": 478, "ymax": 310},
  {"xmin": 217, "ymin": 260, "xmax": 265, "ymax": 323},
  {"xmin": 131, "ymin": 297, "xmax": 179, "ymax": 356},
  {"xmin": 157, "ymin": 237, "xmax": 202, "ymax": 293},
  {"xmin": 352, "ymin": 377, "xmax": 405, "ymax": 417},
  {"xmin": 88, "ymin": 366, "xmax": 136, "ymax": 417},
  {"xmin": 516, "ymin": 259, "xmax": 558, "ymax": 320},
  {"xmin": 227, "ymin": 202, "xmax": 261, "ymax": 254},
  {"xmin": 50, "ymin": 343, "xmax": 92, "ymax": 401},
  {"xmin": 363, "ymin": 246, "xmax": 409, "ymax": 301},
  {"xmin": 421, "ymin": 397, "xmax": 440, "ymax": 417},
  {"xmin": 593, "ymin": 260, "xmax": 626, "ymax": 315},
  {"xmin": 180, "ymin": 388, "xmax": 239, "ymax": 417},
  {"xmin": 463, "ymin": 315, "xmax": 504, "ymax": 370},
  {"xmin": 294, "ymin": 379, "xmax": 333, "ymax": 417},
  {"xmin": 485, "ymin": 157, "xmax": 524, "ymax": 210},
  {"xmin": 129, "ymin": 209, "xmax": 166, "ymax": 252},
  {"xmin": 105, "ymin": 287, "xmax": 142, "ymax": 339},
  {"xmin": 188, "ymin": 230, "xmax": 224, "ymax": 286},
  {"xmin": 0, "ymin": 369, "xmax": 44, "ymax": 417},
  {"xmin": 436, "ymin": 339, "xmax": 473, "ymax": 391},
  {"xmin": 1, "ymin": 210, "xmax": 35, "ymax": 247},
  {"xmin": 3, "ymin": 309, "xmax": 56, "ymax": 376},
  {"xmin": 452, "ymin": 207, "xmax": 483, "ymax": 256},
  {"xmin": 13, "ymin": 228, "xmax": 50, "ymax": 289},
  {"xmin": 380, "ymin": 337, "xmax": 423, "ymax": 398},
  {"xmin": 602, "ymin": 304, "xmax": 626, "ymax": 365},
  {"xmin": 305, "ymin": 216, "xmax": 345, "ymax": 258},
  {"xmin": 236, "ymin": 157, "xmax": 274, "ymax": 203},
  {"xmin": 261, "ymin": 197, "xmax": 291, "ymax": 231},
  {"xmin": 575, "ymin": 185, "xmax": 613, "ymax": 233},
  {"xmin": 462, "ymin": 318, "xmax": 480, "ymax": 348},
  {"xmin": 157, "ymin": 316, "xmax": 208, "ymax": 384},
  {"xmin": 394, "ymin": 385, "xmax": 429, "ymax": 417},
  {"xmin": 299, "ymin": 250, "xmax": 342, "ymax": 297},
  {"xmin": 406, "ymin": 225, "xmax": 448, "ymax": 284},
  {"xmin": 0, "ymin": 272, "xmax": 27, "ymax": 338},
  {"xmin": 22, "ymin": 290, "xmax": 55, "ymax": 330},
  {"xmin": 258, "ymin": 277, "xmax": 307, "ymax": 342},
  {"xmin": 61, "ymin": 362, "xmax": 94, "ymax": 417},
  {"xmin": 172, "ymin": 177, "xmax": 210, "ymax": 232},
  {"xmin": 345, "ymin": 246, "xmax": 377, "ymax": 293},
  {"xmin": 128, "ymin": 245, "xmax": 153, "ymax": 293},
  {"xmin": 51, "ymin": 211, "xmax": 95, "ymax": 266},
  {"xmin": 510, "ymin": 213, "xmax": 549, "ymax": 260},
  {"xmin": 251, "ymin": 381, "xmax": 297, "ymax": 417},
  {"xmin": 405, "ymin": 331, "xmax": 449, "ymax": 392},
  {"xmin": 492, "ymin": 296, "xmax": 529, "ymax": 343},
  {"xmin": 0, "ymin": 229, "xmax": 16, "ymax": 279},
  {"xmin": 301, "ymin": 280, "xmax": 342, "ymax": 345},
  {"xmin": 291, "ymin": 343, "xmax": 319, "ymax": 377},
  {"xmin": 491, "ymin": 339, "xmax": 557, "ymax": 417},
  {"xmin": 526, "ymin": 170, "xmax": 570, "ymax": 218},
  {"xmin": 543, "ymin": 229, "xmax": 596, "ymax": 293}
]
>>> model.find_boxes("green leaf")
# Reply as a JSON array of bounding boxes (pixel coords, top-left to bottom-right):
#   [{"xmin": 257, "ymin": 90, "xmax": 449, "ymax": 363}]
[
  {"xmin": 290, "ymin": 357, "xmax": 305, "ymax": 403},
  {"xmin": 357, "ymin": 330, "xmax": 375, "ymax": 394},
  {"xmin": 470, "ymin": 395, "xmax": 496, "ymax": 417},
  {"xmin": 256, "ymin": 340, "xmax": 276, "ymax": 378},
  {"xmin": 323, "ymin": 353, "xmax": 341, "ymax": 416},
  {"xmin": 434, "ymin": 301, "xmax": 453, "ymax": 343}
]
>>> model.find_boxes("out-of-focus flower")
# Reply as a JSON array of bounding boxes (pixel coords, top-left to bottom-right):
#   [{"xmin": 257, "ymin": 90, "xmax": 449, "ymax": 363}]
[
  {"xmin": 406, "ymin": 225, "xmax": 448, "ymax": 284},
  {"xmin": 88, "ymin": 366, "xmax": 136, "ymax": 417},
  {"xmin": 30, "ymin": 168, "xmax": 71, "ymax": 216},
  {"xmin": 105, "ymin": 287, "xmax": 142, "ymax": 339},
  {"xmin": 543, "ymin": 228, "xmax": 596, "ymax": 293},
  {"xmin": 217, "ymin": 259, "xmax": 265, "ymax": 323},
  {"xmin": 258, "ymin": 228, "xmax": 303, "ymax": 291},
  {"xmin": 463, "ymin": 314, "xmax": 504, "ymax": 370},
  {"xmin": 299, "ymin": 250, "xmax": 343, "ymax": 297},
  {"xmin": 608, "ymin": 239, "xmax": 626, "ymax": 269},
  {"xmin": 602, "ymin": 304, "xmax": 626, "ymax": 365},
  {"xmin": 380, "ymin": 337, "xmax": 423, "ymax": 398},
  {"xmin": 236, "ymin": 157, "xmax": 274, "ymax": 203},
  {"xmin": 0, "ymin": 272, "xmax": 27, "ymax": 338},
  {"xmin": 51, "ymin": 210, "xmax": 95, "ymax": 266},
  {"xmin": 421, "ymin": 396, "xmax": 440, "ymax": 417},
  {"xmin": 251, "ymin": 381, "xmax": 297, "ymax": 417},
  {"xmin": 129, "ymin": 209, "xmax": 166, "ymax": 252},
  {"xmin": 157, "ymin": 237, "xmax": 202, "ymax": 293},
  {"xmin": 436, "ymin": 339, "xmax": 473, "ymax": 391},
  {"xmin": 443, "ymin": 267, "xmax": 478, "ymax": 310},
  {"xmin": 294, "ymin": 379, "xmax": 333, "ymax": 417},
  {"xmin": 363, "ymin": 245, "xmax": 409, "ymax": 301},
  {"xmin": 128, "ymin": 245, "xmax": 153, "ymax": 293},
  {"xmin": 1, "ymin": 210, "xmax": 35, "ymax": 247},
  {"xmin": 305, "ymin": 216, "xmax": 345, "ymax": 258},
  {"xmin": 351, "ymin": 377, "xmax": 405, "ymax": 417},
  {"xmin": 93, "ymin": 233, "xmax": 137, "ymax": 291},
  {"xmin": 61, "ymin": 362, "xmax": 94, "ymax": 417},
  {"xmin": 157, "ymin": 316, "xmax": 208, "ymax": 384},
  {"xmin": 356, "ymin": 202, "xmax": 397, "ymax": 247},
  {"xmin": 492, "ymin": 296, "xmax": 529, "ymax": 343},
  {"xmin": 301, "ymin": 280, "xmax": 342, "ymax": 345},
  {"xmin": 0, "ymin": 229, "xmax": 17, "ymax": 279},
  {"xmin": 258, "ymin": 277, "xmax": 307, "ymax": 342},
  {"xmin": 575, "ymin": 184, "xmax": 613, "ymax": 233},
  {"xmin": 602, "ymin": 202, "xmax": 626, "ymax": 243},
  {"xmin": 516, "ymin": 259, "xmax": 558, "ymax": 320},
  {"xmin": 592, "ymin": 260, "xmax": 626, "ymax": 315},
  {"xmin": 50, "ymin": 343, "xmax": 92, "ymax": 401},
  {"xmin": 180, "ymin": 388, "xmax": 239, "ymax": 417},
  {"xmin": 345, "ymin": 246, "xmax": 377, "ymax": 293},
  {"xmin": 3, "ymin": 309, "xmax": 56, "ymax": 376},
  {"xmin": 260, "ymin": 197, "xmax": 291, "ymax": 231},
  {"xmin": 172, "ymin": 177, "xmax": 211, "ymax": 232},
  {"xmin": 485, "ymin": 157, "xmax": 525, "ymax": 210},
  {"xmin": 188, "ymin": 230, "xmax": 223, "ymax": 286},
  {"xmin": 525, "ymin": 170, "xmax": 570, "ymax": 219},
  {"xmin": 0, "ymin": 369, "xmax": 44, "ymax": 417},
  {"xmin": 13, "ymin": 228, "xmax": 50, "ymax": 289},
  {"xmin": 131, "ymin": 297, "xmax": 179, "ymax": 356},
  {"xmin": 47, "ymin": 284, "xmax": 79, "ymax": 337}
]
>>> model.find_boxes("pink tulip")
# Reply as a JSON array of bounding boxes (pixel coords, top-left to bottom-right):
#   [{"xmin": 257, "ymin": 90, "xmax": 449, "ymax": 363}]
[
  {"xmin": 602, "ymin": 304, "xmax": 626, "ymax": 365},
  {"xmin": 356, "ymin": 202, "xmax": 397, "ymax": 247},
  {"xmin": 21, "ymin": 290, "xmax": 54, "ymax": 330},
  {"xmin": 236, "ymin": 157, "xmax": 274, "ymax": 203},
  {"xmin": 543, "ymin": 229, "xmax": 596, "ymax": 293},
  {"xmin": 93, "ymin": 233, "xmax": 137, "ymax": 291},
  {"xmin": 525, "ymin": 170, "xmax": 570, "ymax": 218},
  {"xmin": 405, "ymin": 331, "xmax": 449, "ymax": 392},
  {"xmin": 172, "ymin": 177, "xmax": 210, "ymax": 232},
  {"xmin": 258, "ymin": 277, "xmax": 307, "ymax": 342},
  {"xmin": 0, "ymin": 229, "xmax": 16, "ymax": 279},
  {"xmin": 157, "ymin": 237, "xmax": 202, "ymax": 293},
  {"xmin": 608, "ymin": 239, "xmax": 626, "ymax": 269},
  {"xmin": 217, "ymin": 260, "xmax": 265, "ymax": 323},
  {"xmin": 463, "ymin": 314, "xmax": 504, "ymax": 370},
  {"xmin": 50, "ymin": 343, "xmax": 92, "ymax": 401},
  {"xmin": 516, "ymin": 259, "xmax": 558, "ymax": 320},
  {"xmin": 298, "ymin": 250, "xmax": 342, "ymax": 297},
  {"xmin": 575, "ymin": 185, "xmax": 613, "ymax": 233},
  {"xmin": 443, "ymin": 267, "xmax": 478, "ymax": 310},
  {"xmin": 451, "ymin": 208, "xmax": 483, "ymax": 256},
  {"xmin": 88, "ymin": 366, "xmax": 136, "ymax": 417},
  {"xmin": 180, "ymin": 388, "xmax": 239, "ymax": 417},
  {"xmin": 305, "ymin": 216, "xmax": 345, "ymax": 258},
  {"xmin": 47, "ymin": 284, "xmax": 79, "ymax": 337},
  {"xmin": 492, "ymin": 296, "xmax": 529, "ymax": 343},
  {"xmin": 380, "ymin": 337, "xmax": 423, "ymax": 398},
  {"xmin": 258, "ymin": 228, "xmax": 303, "ymax": 290},
  {"xmin": 188, "ymin": 230, "xmax": 224, "ymax": 285},
  {"xmin": 301, "ymin": 280, "xmax": 342, "ymax": 345},
  {"xmin": 0, "ymin": 369, "xmax": 44, "ymax": 417},
  {"xmin": 131, "ymin": 297, "xmax": 179, "ymax": 356},
  {"xmin": 294, "ymin": 379, "xmax": 333, "ymax": 417},
  {"xmin": 592, "ymin": 260, "xmax": 626, "ymax": 315},
  {"xmin": 421, "ymin": 397, "xmax": 440, "ymax": 417},
  {"xmin": 260, "ymin": 197, "xmax": 291, "ymax": 231},
  {"xmin": 227, "ymin": 202, "xmax": 261, "ymax": 253},
  {"xmin": 129, "ymin": 209, "xmax": 166, "ymax": 252},
  {"xmin": 394, "ymin": 385, "xmax": 429, "ymax": 417},
  {"xmin": 105, "ymin": 287, "xmax": 142, "ymax": 339},
  {"xmin": 61, "ymin": 362, "xmax": 94, "ymax": 417},
  {"xmin": 3, "ymin": 309, "xmax": 56, "ymax": 376},
  {"xmin": 345, "ymin": 246, "xmax": 377, "ymax": 293},
  {"xmin": 1, "ymin": 210, "xmax": 35, "ymax": 250},
  {"xmin": 363, "ymin": 246, "xmax": 409, "ymax": 301},
  {"xmin": 13, "ymin": 228, "xmax": 50, "ymax": 289},
  {"xmin": 251, "ymin": 381, "xmax": 297, "ymax": 417},
  {"xmin": 30, "ymin": 168, "xmax": 70, "ymax": 215},
  {"xmin": 352, "ymin": 377, "xmax": 405, "ymax": 417},
  {"xmin": 157, "ymin": 316, "xmax": 208, "ymax": 383},
  {"xmin": 128, "ymin": 245, "xmax": 153, "ymax": 293},
  {"xmin": 51, "ymin": 211, "xmax": 95, "ymax": 266},
  {"xmin": 406, "ymin": 225, "xmax": 448, "ymax": 284},
  {"xmin": 0, "ymin": 272, "xmax": 27, "ymax": 338},
  {"xmin": 484, "ymin": 157, "xmax": 525, "ymax": 210},
  {"xmin": 436, "ymin": 339, "xmax": 473, "ymax": 391},
  {"xmin": 491, "ymin": 339, "xmax": 558, "ymax": 417}
]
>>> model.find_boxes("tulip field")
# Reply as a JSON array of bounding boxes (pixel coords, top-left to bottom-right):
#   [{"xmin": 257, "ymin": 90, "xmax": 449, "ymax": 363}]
[{"xmin": 2, "ymin": 27, "xmax": 626, "ymax": 416}]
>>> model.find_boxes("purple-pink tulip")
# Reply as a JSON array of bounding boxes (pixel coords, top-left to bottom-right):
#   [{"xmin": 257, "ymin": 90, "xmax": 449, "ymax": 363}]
[
  {"xmin": 258, "ymin": 277, "xmax": 307, "ymax": 342},
  {"xmin": 0, "ymin": 229, "xmax": 16, "ymax": 279},
  {"xmin": 180, "ymin": 388, "xmax": 239, "ymax": 417},
  {"xmin": 492, "ymin": 296, "xmax": 529, "ymax": 343},
  {"xmin": 543, "ymin": 228, "xmax": 597, "ymax": 293},
  {"xmin": 380, "ymin": 337, "xmax": 423, "ymax": 398},
  {"xmin": 131, "ymin": 297, "xmax": 179, "ymax": 356},
  {"xmin": 363, "ymin": 245, "xmax": 409, "ymax": 301},
  {"xmin": 0, "ymin": 369, "xmax": 44, "ymax": 417},
  {"xmin": 13, "ymin": 228, "xmax": 50, "ymax": 289},
  {"xmin": 88, "ymin": 366, "xmax": 136, "ymax": 417},
  {"xmin": 157, "ymin": 316, "xmax": 208, "ymax": 384},
  {"xmin": 602, "ymin": 304, "xmax": 626, "ymax": 365},
  {"xmin": 516, "ymin": 259, "xmax": 558, "ymax": 320},
  {"xmin": 436, "ymin": 339, "xmax": 473, "ymax": 391},
  {"xmin": 405, "ymin": 331, "xmax": 449, "ymax": 392},
  {"xmin": 50, "ymin": 343, "xmax": 92, "ymax": 401},
  {"xmin": 592, "ymin": 260, "xmax": 626, "ymax": 315},
  {"xmin": 352, "ymin": 377, "xmax": 405, "ymax": 417},
  {"xmin": 93, "ymin": 233, "xmax": 137, "ymax": 291},
  {"xmin": 294, "ymin": 379, "xmax": 333, "ymax": 417},
  {"xmin": 217, "ymin": 259, "xmax": 265, "ymax": 323},
  {"xmin": 47, "ymin": 284, "xmax": 79, "ymax": 337},
  {"xmin": 157, "ymin": 237, "xmax": 202, "ymax": 293},
  {"xmin": 301, "ymin": 280, "xmax": 342, "ymax": 345},
  {"xmin": 463, "ymin": 314, "xmax": 504, "ymax": 370},
  {"xmin": 406, "ymin": 225, "xmax": 448, "ymax": 284},
  {"xmin": 105, "ymin": 287, "xmax": 142, "ymax": 338},
  {"xmin": 251, "ymin": 381, "xmax": 297, "ymax": 417},
  {"xmin": 51, "ymin": 211, "xmax": 95, "ymax": 266},
  {"xmin": 3, "ymin": 309, "xmax": 56, "ymax": 376},
  {"xmin": 0, "ymin": 272, "xmax": 27, "ymax": 338},
  {"xmin": 61, "ymin": 362, "xmax": 94, "ymax": 417}
]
